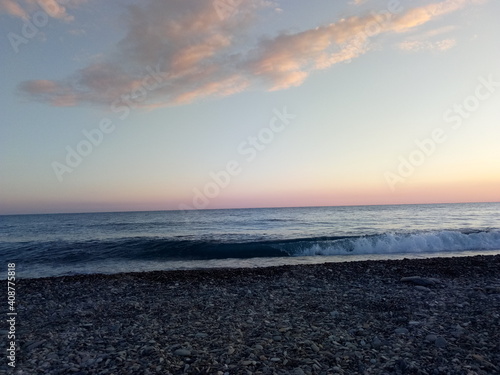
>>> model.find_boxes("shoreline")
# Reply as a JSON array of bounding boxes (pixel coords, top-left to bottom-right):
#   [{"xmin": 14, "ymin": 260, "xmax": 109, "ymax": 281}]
[
  {"xmin": 6, "ymin": 255, "xmax": 500, "ymax": 374},
  {"xmin": 9, "ymin": 248, "xmax": 500, "ymax": 280}
]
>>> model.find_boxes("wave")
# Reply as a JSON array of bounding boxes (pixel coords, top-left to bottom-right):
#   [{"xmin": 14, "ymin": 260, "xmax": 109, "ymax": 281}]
[
  {"xmin": 277, "ymin": 230, "xmax": 500, "ymax": 256},
  {"xmin": 1, "ymin": 230, "xmax": 499, "ymax": 265}
]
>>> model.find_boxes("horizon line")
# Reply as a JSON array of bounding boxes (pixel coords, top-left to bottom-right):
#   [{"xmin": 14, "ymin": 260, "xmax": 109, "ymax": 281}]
[{"xmin": 1, "ymin": 200, "xmax": 498, "ymax": 217}]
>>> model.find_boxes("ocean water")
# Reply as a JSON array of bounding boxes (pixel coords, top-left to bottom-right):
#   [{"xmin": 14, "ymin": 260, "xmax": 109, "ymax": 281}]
[{"xmin": 1, "ymin": 202, "xmax": 500, "ymax": 279}]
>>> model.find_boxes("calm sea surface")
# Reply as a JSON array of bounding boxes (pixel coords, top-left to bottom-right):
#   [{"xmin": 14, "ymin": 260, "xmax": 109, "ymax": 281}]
[{"xmin": 1, "ymin": 203, "xmax": 499, "ymax": 278}]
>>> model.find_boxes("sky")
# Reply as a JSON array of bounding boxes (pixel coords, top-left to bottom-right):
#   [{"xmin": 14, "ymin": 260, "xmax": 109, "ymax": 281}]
[{"xmin": 1, "ymin": 0, "xmax": 499, "ymax": 215}]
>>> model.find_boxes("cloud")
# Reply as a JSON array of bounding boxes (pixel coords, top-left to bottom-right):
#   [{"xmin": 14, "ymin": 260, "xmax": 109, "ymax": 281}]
[
  {"xmin": 397, "ymin": 25, "xmax": 458, "ymax": 52},
  {"xmin": 419, "ymin": 25, "xmax": 457, "ymax": 38},
  {"xmin": 390, "ymin": 0, "xmax": 485, "ymax": 32},
  {"xmin": 17, "ymin": 0, "xmax": 487, "ymax": 109},
  {"xmin": 0, "ymin": 0, "xmax": 26, "ymax": 18},
  {"xmin": 398, "ymin": 38, "xmax": 457, "ymax": 52},
  {"xmin": 0, "ymin": 0, "xmax": 79, "ymax": 21},
  {"xmin": 18, "ymin": 79, "xmax": 77, "ymax": 106}
]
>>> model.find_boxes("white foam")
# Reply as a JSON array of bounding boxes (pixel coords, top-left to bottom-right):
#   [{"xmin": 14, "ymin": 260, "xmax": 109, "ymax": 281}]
[{"xmin": 294, "ymin": 230, "xmax": 500, "ymax": 256}]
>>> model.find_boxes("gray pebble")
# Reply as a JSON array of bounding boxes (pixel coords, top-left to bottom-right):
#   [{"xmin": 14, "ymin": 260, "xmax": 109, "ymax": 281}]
[
  {"xmin": 174, "ymin": 348, "xmax": 191, "ymax": 356},
  {"xmin": 395, "ymin": 327, "xmax": 409, "ymax": 335},
  {"xmin": 435, "ymin": 336, "xmax": 448, "ymax": 348}
]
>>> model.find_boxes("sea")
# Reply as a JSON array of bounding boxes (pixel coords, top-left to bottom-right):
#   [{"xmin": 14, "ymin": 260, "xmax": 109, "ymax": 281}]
[{"xmin": 1, "ymin": 202, "xmax": 500, "ymax": 279}]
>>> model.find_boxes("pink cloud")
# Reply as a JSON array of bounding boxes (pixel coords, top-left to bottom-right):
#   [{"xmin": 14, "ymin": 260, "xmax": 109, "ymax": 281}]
[
  {"xmin": 17, "ymin": 0, "xmax": 488, "ymax": 108},
  {"xmin": 18, "ymin": 80, "xmax": 76, "ymax": 106},
  {"xmin": 390, "ymin": 0, "xmax": 484, "ymax": 32},
  {"xmin": 0, "ymin": 0, "xmax": 27, "ymax": 18},
  {"xmin": 0, "ymin": 0, "xmax": 78, "ymax": 21}
]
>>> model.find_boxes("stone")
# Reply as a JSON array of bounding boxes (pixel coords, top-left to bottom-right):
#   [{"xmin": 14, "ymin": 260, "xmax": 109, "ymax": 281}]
[
  {"xmin": 485, "ymin": 286, "xmax": 500, "ymax": 293},
  {"xmin": 141, "ymin": 346, "xmax": 155, "ymax": 356},
  {"xmin": 435, "ymin": 337, "xmax": 448, "ymax": 348},
  {"xmin": 425, "ymin": 334, "xmax": 437, "ymax": 343},
  {"xmin": 372, "ymin": 336, "xmax": 382, "ymax": 349},
  {"xmin": 415, "ymin": 285, "xmax": 431, "ymax": 292},
  {"xmin": 401, "ymin": 276, "xmax": 439, "ymax": 286},
  {"xmin": 174, "ymin": 349, "xmax": 191, "ymax": 356}
]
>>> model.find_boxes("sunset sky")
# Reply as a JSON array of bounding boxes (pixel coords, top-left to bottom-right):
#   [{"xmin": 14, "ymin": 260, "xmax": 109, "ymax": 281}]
[{"xmin": 1, "ymin": 0, "xmax": 499, "ymax": 214}]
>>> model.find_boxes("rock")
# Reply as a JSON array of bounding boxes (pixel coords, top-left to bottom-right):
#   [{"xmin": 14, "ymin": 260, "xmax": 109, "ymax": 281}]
[
  {"xmin": 435, "ymin": 336, "xmax": 448, "ymax": 348},
  {"xmin": 394, "ymin": 327, "xmax": 409, "ymax": 335},
  {"xmin": 415, "ymin": 285, "xmax": 431, "ymax": 292},
  {"xmin": 401, "ymin": 276, "xmax": 439, "ymax": 286},
  {"xmin": 425, "ymin": 334, "xmax": 437, "ymax": 343},
  {"xmin": 485, "ymin": 286, "xmax": 500, "ymax": 293},
  {"xmin": 372, "ymin": 336, "xmax": 382, "ymax": 349},
  {"xmin": 141, "ymin": 346, "xmax": 155, "ymax": 356},
  {"xmin": 291, "ymin": 368, "xmax": 306, "ymax": 375},
  {"xmin": 26, "ymin": 340, "xmax": 46, "ymax": 351},
  {"xmin": 174, "ymin": 349, "xmax": 191, "ymax": 356}
]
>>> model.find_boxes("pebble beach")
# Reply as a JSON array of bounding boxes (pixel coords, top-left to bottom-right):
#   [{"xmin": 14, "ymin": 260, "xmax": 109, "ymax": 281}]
[{"xmin": 4, "ymin": 255, "xmax": 500, "ymax": 375}]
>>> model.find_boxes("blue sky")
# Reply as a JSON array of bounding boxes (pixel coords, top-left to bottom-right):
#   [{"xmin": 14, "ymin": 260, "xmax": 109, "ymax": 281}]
[{"xmin": 1, "ymin": 0, "xmax": 500, "ymax": 214}]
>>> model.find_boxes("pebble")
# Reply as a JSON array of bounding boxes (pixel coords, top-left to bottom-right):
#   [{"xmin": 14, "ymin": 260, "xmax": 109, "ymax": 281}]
[
  {"xmin": 371, "ymin": 336, "xmax": 382, "ymax": 349},
  {"xmin": 174, "ymin": 349, "xmax": 191, "ymax": 356},
  {"xmin": 425, "ymin": 334, "xmax": 438, "ymax": 343},
  {"xmin": 435, "ymin": 336, "xmax": 448, "ymax": 348},
  {"xmin": 394, "ymin": 327, "xmax": 409, "ymax": 335},
  {"xmin": 401, "ymin": 276, "xmax": 439, "ymax": 286},
  {"xmin": 415, "ymin": 285, "xmax": 432, "ymax": 292},
  {"xmin": 11, "ymin": 254, "xmax": 500, "ymax": 375}
]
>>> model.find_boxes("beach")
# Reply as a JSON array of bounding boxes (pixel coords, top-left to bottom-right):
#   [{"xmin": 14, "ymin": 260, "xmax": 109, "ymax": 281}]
[{"xmin": 4, "ymin": 254, "xmax": 499, "ymax": 374}]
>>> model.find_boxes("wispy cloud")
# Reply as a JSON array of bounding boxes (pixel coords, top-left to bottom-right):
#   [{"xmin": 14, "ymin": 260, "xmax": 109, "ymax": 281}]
[
  {"xmin": 0, "ymin": 0, "xmax": 83, "ymax": 21},
  {"xmin": 390, "ymin": 0, "xmax": 478, "ymax": 32},
  {"xmin": 17, "ymin": 0, "xmax": 488, "ymax": 108},
  {"xmin": 398, "ymin": 38, "xmax": 457, "ymax": 52},
  {"xmin": 397, "ymin": 24, "xmax": 458, "ymax": 53}
]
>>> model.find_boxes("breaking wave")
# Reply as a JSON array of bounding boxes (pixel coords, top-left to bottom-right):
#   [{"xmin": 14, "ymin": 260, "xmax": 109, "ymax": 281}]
[{"xmin": 2, "ymin": 229, "xmax": 500, "ymax": 265}]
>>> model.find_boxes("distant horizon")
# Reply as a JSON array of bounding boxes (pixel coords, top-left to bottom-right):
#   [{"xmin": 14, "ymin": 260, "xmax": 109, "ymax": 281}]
[{"xmin": 1, "ymin": 200, "xmax": 498, "ymax": 217}]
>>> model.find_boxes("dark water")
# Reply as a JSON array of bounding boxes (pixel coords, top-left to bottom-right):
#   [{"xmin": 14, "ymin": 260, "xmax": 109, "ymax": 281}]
[{"xmin": 1, "ymin": 203, "xmax": 499, "ymax": 278}]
